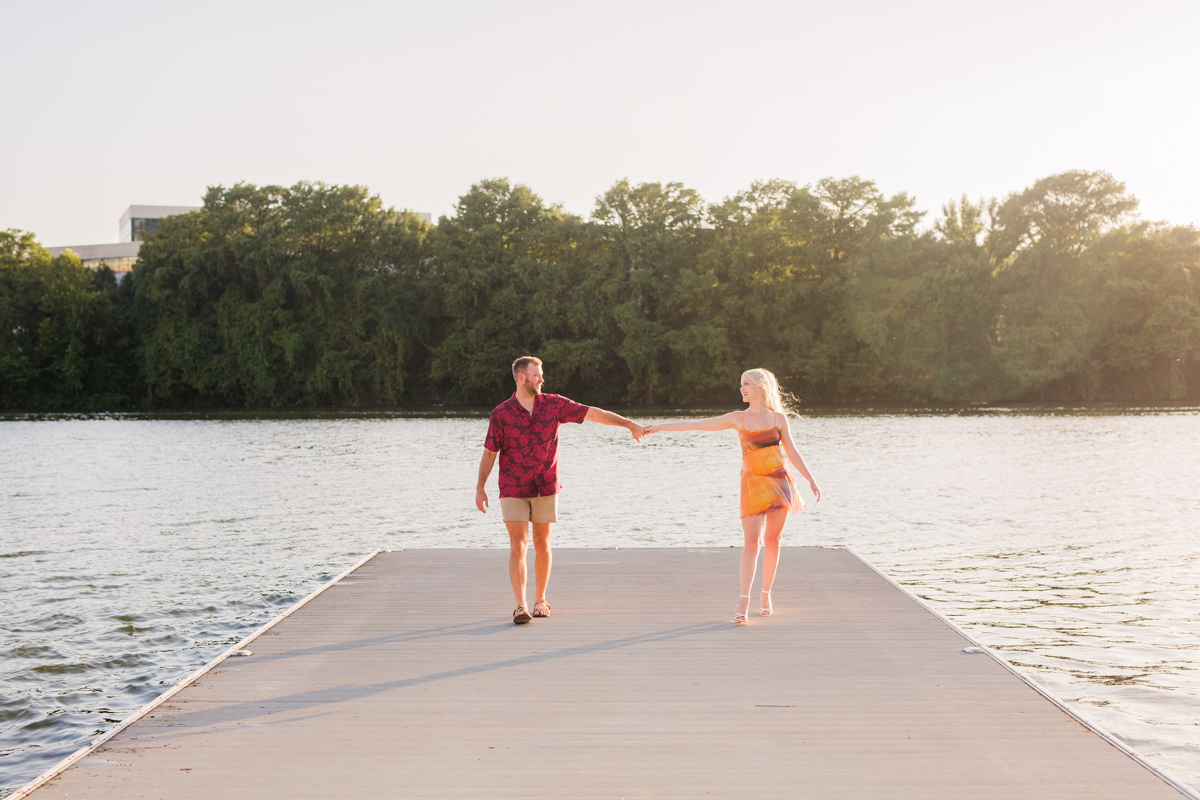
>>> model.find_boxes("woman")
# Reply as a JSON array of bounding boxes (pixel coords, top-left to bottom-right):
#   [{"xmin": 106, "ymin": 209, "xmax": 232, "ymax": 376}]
[{"xmin": 644, "ymin": 369, "xmax": 821, "ymax": 623}]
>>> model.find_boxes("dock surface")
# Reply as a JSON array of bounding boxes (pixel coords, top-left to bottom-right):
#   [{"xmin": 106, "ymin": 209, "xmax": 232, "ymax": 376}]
[{"xmin": 22, "ymin": 547, "xmax": 1193, "ymax": 799}]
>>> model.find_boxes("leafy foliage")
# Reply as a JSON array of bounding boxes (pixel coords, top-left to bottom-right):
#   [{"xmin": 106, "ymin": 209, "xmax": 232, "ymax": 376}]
[
  {"xmin": 4, "ymin": 171, "xmax": 1198, "ymax": 410},
  {"xmin": 135, "ymin": 182, "xmax": 429, "ymax": 407},
  {"xmin": 0, "ymin": 230, "xmax": 137, "ymax": 409}
]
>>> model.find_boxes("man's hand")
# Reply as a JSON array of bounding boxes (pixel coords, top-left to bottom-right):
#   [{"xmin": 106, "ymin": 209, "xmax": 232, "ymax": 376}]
[
  {"xmin": 585, "ymin": 407, "xmax": 645, "ymax": 442},
  {"xmin": 476, "ymin": 449, "xmax": 497, "ymax": 513}
]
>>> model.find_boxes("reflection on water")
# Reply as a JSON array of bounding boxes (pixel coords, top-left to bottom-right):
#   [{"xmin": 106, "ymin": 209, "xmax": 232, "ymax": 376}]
[{"xmin": 2, "ymin": 407, "xmax": 1199, "ymax": 795}]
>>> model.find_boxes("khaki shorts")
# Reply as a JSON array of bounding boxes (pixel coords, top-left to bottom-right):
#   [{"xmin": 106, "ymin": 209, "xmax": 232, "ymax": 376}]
[{"xmin": 500, "ymin": 494, "xmax": 559, "ymax": 523}]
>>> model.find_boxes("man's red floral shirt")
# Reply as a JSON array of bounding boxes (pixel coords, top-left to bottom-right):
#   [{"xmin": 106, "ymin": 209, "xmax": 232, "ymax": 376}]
[{"xmin": 484, "ymin": 393, "xmax": 589, "ymax": 498}]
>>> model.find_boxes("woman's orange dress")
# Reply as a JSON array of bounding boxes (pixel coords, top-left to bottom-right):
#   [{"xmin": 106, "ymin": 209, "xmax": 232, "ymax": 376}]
[{"xmin": 738, "ymin": 425, "xmax": 804, "ymax": 518}]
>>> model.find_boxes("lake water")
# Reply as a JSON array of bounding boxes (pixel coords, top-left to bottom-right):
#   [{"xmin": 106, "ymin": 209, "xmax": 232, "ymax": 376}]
[{"xmin": 2, "ymin": 408, "xmax": 1199, "ymax": 796}]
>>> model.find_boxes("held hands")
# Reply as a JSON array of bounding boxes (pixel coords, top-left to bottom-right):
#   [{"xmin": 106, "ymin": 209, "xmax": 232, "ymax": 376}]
[{"xmin": 628, "ymin": 422, "xmax": 647, "ymax": 442}]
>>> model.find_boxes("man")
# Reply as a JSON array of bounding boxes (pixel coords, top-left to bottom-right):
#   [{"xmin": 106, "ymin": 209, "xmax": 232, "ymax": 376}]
[{"xmin": 476, "ymin": 356, "xmax": 644, "ymax": 624}]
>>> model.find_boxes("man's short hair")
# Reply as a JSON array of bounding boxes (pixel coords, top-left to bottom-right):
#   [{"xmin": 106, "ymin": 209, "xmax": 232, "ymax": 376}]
[{"xmin": 512, "ymin": 356, "xmax": 542, "ymax": 381}]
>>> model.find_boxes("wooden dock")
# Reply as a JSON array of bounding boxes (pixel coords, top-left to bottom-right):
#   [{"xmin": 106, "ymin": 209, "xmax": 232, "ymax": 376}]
[{"xmin": 18, "ymin": 547, "xmax": 1195, "ymax": 799}]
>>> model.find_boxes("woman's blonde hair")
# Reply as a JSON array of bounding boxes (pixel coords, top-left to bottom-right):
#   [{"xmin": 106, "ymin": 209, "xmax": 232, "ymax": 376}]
[{"xmin": 742, "ymin": 368, "xmax": 800, "ymax": 417}]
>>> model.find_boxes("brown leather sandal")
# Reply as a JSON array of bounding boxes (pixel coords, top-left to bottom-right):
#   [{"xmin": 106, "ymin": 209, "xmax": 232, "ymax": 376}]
[
  {"xmin": 513, "ymin": 605, "xmax": 532, "ymax": 624},
  {"xmin": 533, "ymin": 599, "xmax": 552, "ymax": 618}
]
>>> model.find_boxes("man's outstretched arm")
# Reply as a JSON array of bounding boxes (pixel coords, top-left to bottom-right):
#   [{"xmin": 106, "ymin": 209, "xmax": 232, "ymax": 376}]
[{"xmin": 584, "ymin": 407, "xmax": 645, "ymax": 441}]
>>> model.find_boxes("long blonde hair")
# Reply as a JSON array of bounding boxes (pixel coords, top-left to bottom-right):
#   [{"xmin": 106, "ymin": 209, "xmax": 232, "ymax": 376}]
[{"xmin": 742, "ymin": 368, "xmax": 800, "ymax": 417}]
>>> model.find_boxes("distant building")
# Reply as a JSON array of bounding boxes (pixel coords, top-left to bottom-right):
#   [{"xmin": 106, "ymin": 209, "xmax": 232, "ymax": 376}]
[
  {"xmin": 48, "ymin": 205, "xmax": 200, "ymax": 274},
  {"xmin": 48, "ymin": 204, "xmax": 432, "ymax": 275},
  {"xmin": 44, "ymin": 242, "xmax": 141, "ymax": 273},
  {"xmin": 119, "ymin": 205, "xmax": 200, "ymax": 242}
]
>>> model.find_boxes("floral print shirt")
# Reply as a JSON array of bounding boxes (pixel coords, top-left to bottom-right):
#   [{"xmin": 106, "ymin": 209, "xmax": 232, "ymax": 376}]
[{"xmin": 484, "ymin": 393, "xmax": 590, "ymax": 498}]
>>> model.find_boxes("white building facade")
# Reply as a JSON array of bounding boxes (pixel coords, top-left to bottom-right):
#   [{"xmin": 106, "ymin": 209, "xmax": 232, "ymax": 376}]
[{"xmin": 48, "ymin": 205, "xmax": 200, "ymax": 273}]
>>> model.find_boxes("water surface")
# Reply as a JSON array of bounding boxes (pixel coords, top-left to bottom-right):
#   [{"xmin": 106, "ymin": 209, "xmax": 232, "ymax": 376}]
[{"xmin": 2, "ymin": 408, "xmax": 1198, "ymax": 795}]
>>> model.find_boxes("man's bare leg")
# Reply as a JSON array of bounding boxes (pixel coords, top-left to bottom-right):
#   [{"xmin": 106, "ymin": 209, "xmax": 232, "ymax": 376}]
[
  {"xmin": 507, "ymin": 521, "xmax": 530, "ymax": 610},
  {"xmin": 532, "ymin": 522, "xmax": 553, "ymax": 612}
]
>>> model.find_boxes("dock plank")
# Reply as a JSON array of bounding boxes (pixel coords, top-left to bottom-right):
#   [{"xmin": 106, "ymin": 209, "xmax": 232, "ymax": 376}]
[{"xmin": 23, "ymin": 548, "xmax": 1193, "ymax": 799}]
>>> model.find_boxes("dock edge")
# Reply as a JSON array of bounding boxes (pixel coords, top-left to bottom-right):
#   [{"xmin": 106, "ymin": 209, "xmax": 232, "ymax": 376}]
[
  {"xmin": 10, "ymin": 548, "xmax": 387, "ymax": 800},
  {"xmin": 842, "ymin": 545, "xmax": 1200, "ymax": 800}
]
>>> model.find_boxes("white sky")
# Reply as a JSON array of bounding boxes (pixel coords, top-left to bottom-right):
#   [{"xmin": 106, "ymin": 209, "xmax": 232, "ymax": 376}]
[{"xmin": 3, "ymin": 0, "xmax": 1198, "ymax": 247}]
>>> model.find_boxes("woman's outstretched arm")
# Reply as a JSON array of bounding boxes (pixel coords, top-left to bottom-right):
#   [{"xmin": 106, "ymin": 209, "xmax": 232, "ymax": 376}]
[
  {"xmin": 644, "ymin": 411, "xmax": 741, "ymax": 434},
  {"xmin": 778, "ymin": 412, "xmax": 821, "ymax": 501}
]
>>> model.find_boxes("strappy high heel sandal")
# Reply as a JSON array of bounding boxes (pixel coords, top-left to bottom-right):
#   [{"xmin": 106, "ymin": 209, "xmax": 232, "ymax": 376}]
[
  {"xmin": 734, "ymin": 594, "xmax": 750, "ymax": 624},
  {"xmin": 760, "ymin": 589, "xmax": 773, "ymax": 617}
]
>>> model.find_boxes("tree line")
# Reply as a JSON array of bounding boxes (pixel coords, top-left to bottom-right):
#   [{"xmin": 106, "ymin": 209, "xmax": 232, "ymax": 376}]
[{"xmin": 3, "ymin": 171, "xmax": 1198, "ymax": 411}]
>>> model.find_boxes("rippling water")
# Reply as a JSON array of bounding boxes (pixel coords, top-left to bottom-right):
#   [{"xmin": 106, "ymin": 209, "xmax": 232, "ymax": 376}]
[{"xmin": 2, "ymin": 408, "xmax": 1199, "ymax": 796}]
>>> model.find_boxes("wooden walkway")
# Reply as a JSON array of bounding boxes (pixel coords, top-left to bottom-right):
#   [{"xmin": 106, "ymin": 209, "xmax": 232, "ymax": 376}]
[{"xmin": 19, "ymin": 548, "xmax": 1195, "ymax": 799}]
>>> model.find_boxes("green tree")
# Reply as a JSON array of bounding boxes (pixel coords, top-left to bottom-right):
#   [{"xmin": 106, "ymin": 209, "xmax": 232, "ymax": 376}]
[
  {"xmin": 1093, "ymin": 223, "xmax": 1200, "ymax": 399},
  {"xmin": 824, "ymin": 178, "xmax": 928, "ymax": 400},
  {"xmin": 666, "ymin": 177, "xmax": 925, "ymax": 404},
  {"xmin": 988, "ymin": 171, "xmax": 1138, "ymax": 399},
  {"xmin": 0, "ymin": 230, "xmax": 138, "ymax": 409},
  {"xmin": 900, "ymin": 196, "xmax": 1003, "ymax": 401},
  {"xmin": 680, "ymin": 180, "xmax": 818, "ymax": 402},
  {"xmin": 591, "ymin": 179, "xmax": 709, "ymax": 404},
  {"xmin": 135, "ymin": 182, "xmax": 429, "ymax": 407},
  {"xmin": 426, "ymin": 179, "xmax": 589, "ymax": 404}
]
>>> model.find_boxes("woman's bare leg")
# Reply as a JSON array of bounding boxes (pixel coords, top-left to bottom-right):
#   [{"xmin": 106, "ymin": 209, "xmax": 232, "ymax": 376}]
[
  {"xmin": 759, "ymin": 509, "xmax": 788, "ymax": 614},
  {"xmin": 738, "ymin": 515, "xmax": 765, "ymax": 618}
]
